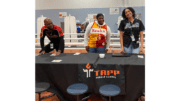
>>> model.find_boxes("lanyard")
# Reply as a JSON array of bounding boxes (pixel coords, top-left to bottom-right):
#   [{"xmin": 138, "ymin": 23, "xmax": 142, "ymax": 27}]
[
  {"xmin": 127, "ymin": 19, "xmax": 136, "ymax": 36},
  {"xmin": 127, "ymin": 19, "xmax": 136, "ymax": 42}
]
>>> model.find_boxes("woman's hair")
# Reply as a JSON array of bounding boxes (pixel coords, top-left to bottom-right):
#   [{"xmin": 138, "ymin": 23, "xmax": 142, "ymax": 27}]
[
  {"xmin": 122, "ymin": 7, "xmax": 135, "ymax": 19},
  {"xmin": 96, "ymin": 13, "xmax": 104, "ymax": 19}
]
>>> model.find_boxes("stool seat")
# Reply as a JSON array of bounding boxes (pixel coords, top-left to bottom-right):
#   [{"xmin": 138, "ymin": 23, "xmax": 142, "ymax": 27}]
[
  {"xmin": 36, "ymin": 82, "xmax": 50, "ymax": 93},
  {"xmin": 67, "ymin": 83, "xmax": 88, "ymax": 95},
  {"xmin": 99, "ymin": 84, "xmax": 121, "ymax": 96}
]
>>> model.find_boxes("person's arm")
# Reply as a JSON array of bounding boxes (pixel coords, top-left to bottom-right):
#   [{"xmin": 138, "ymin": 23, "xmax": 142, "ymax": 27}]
[
  {"xmin": 51, "ymin": 26, "xmax": 64, "ymax": 55},
  {"xmin": 118, "ymin": 20, "xmax": 125, "ymax": 53},
  {"xmin": 51, "ymin": 35, "xmax": 58, "ymax": 38},
  {"xmin": 40, "ymin": 29, "xmax": 46, "ymax": 53},
  {"xmin": 140, "ymin": 31, "xmax": 144, "ymax": 49},
  {"xmin": 84, "ymin": 22, "xmax": 92, "ymax": 52},
  {"xmin": 58, "ymin": 36, "xmax": 64, "ymax": 53},
  {"xmin": 57, "ymin": 27, "xmax": 64, "ymax": 53},
  {"xmin": 105, "ymin": 26, "xmax": 111, "ymax": 53},
  {"xmin": 139, "ymin": 20, "xmax": 145, "ymax": 54},
  {"xmin": 119, "ymin": 31, "xmax": 124, "ymax": 53},
  {"xmin": 139, "ymin": 31, "xmax": 145, "ymax": 54}
]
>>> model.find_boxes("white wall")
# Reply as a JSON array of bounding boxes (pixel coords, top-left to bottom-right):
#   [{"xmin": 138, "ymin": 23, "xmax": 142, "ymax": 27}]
[
  {"xmin": 127, "ymin": 0, "xmax": 145, "ymax": 7},
  {"xmin": 36, "ymin": 0, "xmax": 145, "ymax": 10}
]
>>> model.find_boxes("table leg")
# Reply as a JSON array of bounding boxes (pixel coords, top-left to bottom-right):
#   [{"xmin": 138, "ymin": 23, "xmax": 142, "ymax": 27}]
[
  {"xmin": 77, "ymin": 95, "xmax": 79, "ymax": 101},
  {"xmin": 109, "ymin": 96, "xmax": 111, "ymax": 101}
]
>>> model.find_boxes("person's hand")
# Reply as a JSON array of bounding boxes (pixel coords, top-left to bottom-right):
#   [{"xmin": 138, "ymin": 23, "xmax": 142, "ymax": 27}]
[
  {"xmin": 85, "ymin": 46, "xmax": 89, "ymax": 52},
  {"xmin": 138, "ymin": 96, "xmax": 145, "ymax": 101},
  {"xmin": 55, "ymin": 50, "xmax": 61, "ymax": 56},
  {"xmin": 141, "ymin": 96, "xmax": 145, "ymax": 100},
  {"xmin": 39, "ymin": 51, "xmax": 45, "ymax": 55},
  {"xmin": 119, "ymin": 48, "xmax": 125, "ymax": 53},
  {"xmin": 105, "ymin": 49, "xmax": 108, "ymax": 53},
  {"xmin": 139, "ymin": 48, "xmax": 145, "ymax": 54}
]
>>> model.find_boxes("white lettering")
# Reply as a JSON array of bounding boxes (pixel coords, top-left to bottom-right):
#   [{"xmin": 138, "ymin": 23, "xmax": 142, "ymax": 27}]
[
  {"xmin": 89, "ymin": 69, "xmax": 94, "ymax": 77},
  {"xmin": 83, "ymin": 69, "xmax": 94, "ymax": 78},
  {"xmin": 83, "ymin": 69, "xmax": 89, "ymax": 78},
  {"xmin": 91, "ymin": 28, "xmax": 106, "ymax": 34}
]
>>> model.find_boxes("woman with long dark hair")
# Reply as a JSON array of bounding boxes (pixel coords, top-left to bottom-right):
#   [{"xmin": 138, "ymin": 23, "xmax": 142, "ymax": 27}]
[{"xmin": 118, "ymin": 7, "xmax": 145, "ymax": 54}]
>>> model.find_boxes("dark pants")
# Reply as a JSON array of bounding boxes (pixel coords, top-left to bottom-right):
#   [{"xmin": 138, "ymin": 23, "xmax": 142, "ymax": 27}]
[{"xmin": 40, "ymin": 41, "xmax": 64, "ymax": 53}]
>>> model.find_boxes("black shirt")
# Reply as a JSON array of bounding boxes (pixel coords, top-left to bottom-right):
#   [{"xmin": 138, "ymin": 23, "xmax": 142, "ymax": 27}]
[
  {"xmin": 118, "ymin": 19, "xmax": 145, "ymax": 49},
  {"xmin": 40, "ymin": 29, "xmax": 64, "ymax": 51}
]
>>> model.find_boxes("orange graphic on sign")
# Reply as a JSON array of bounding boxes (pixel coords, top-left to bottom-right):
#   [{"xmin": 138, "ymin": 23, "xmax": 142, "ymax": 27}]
[
  {"xmin": 86, "ymin": 63, "xmax": 91, "ymax": 69},
  {"xmin": 59, "ymin": 14, "xmax": 62, "ymax": 17}
]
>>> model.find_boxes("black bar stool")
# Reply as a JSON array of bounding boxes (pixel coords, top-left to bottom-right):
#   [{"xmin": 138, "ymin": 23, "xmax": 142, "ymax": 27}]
[
  {"xmin": 35, "ymin": 82, "xmax": 50, "ymax": 101},
  {"xmin": 99, "ymin": 84, "xmax": 121, "ymax": 101},
  {"xmin": 67, "ymin": 83, "xmax": 88, "ymax": 101}
]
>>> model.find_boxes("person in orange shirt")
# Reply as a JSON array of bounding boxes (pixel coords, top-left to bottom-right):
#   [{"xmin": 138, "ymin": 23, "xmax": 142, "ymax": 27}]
[{"xmin": 84, "ymin": 13, "xmax": 111, "ymax": 53}]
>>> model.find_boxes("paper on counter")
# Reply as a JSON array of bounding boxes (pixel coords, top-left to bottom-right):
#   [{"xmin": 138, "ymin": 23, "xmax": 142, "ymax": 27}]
[
  {"xmin": 74, "ymin": 53, "xmax": 81, "ymax": 55},
  {"xmin": 50, "ymin": 54, "xmax": 56, "ymax": 56},
  {"xmin": 51, "ymin": 60, "xmax": 62, "ymax": 62},
  {"xmin": 138, "ymin": 55, "xmax": 144, "ymax": 58}
]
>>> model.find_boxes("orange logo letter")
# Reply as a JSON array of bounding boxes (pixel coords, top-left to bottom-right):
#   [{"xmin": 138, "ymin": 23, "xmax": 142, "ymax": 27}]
[
  {"xmin": 101, "ymin": 70, "xmax": 106, "ymax": 76},
  {"xmin": 114, "ymin": 70, "xmax": 120, "ymax": 76},
  {"xmin": 94, "ymin": 70, "xmax": 99, "ymax": 76}
]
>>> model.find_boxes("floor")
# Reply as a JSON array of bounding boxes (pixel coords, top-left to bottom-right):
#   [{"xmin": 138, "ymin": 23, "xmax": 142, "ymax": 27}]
[{"xmin": 35, "ymin": 91, "xmax": 106, "ymax": 101}]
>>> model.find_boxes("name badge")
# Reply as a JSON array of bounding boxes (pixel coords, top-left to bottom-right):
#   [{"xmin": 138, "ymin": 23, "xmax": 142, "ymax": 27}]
[
  {"xmin": 50, "ymin": 43, "xmax": 54, "ymax": 49},
  {"xmin": 131, "ymin": 35, "xmax": 135, "ymax": 41}
]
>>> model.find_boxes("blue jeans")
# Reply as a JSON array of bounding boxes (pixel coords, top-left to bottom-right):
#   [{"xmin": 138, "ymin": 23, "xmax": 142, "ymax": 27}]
[
  {"xmin": 124, "ymin": 43, "xmax": 140, "ymax": 54},
  {"xmin": 89, "ymin": 46, "xmax": 106, "ymax": 53}
]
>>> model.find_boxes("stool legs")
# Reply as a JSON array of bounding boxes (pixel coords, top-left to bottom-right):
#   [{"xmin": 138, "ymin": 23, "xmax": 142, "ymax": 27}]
[
  {"xmin": 77, "ymin": 95, "xmax": 79, "ymax": 101},
  {"xmin": 38, "ymin": 93, "xmax": 41, "ymax": 101},
  {"xmin": 109, "ymin": 96, "xmax": 111, "ymax": 101}
]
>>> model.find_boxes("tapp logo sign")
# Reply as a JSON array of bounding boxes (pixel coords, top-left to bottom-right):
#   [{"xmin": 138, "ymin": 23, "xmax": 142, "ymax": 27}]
[
  {"xmin": 83, "ymin": 63, "xmax": 94, "ymax": 78},
  {"xmin": 83, "ymin": 63, "xmax": 120, "ymax": 79}
]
